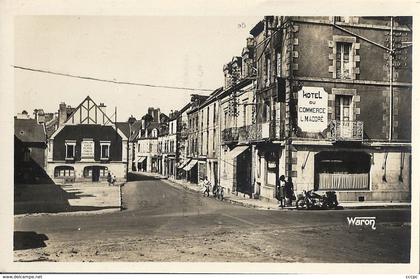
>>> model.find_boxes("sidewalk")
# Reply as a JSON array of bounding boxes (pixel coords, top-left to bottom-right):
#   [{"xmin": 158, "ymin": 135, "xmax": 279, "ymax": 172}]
[
  {"xmin": 15, "ymin": 182, "xmax": 121, "ymax": 216},
  {"xmin": 137, "ymin": 172, "xmax": 411, "ymax": 211}
]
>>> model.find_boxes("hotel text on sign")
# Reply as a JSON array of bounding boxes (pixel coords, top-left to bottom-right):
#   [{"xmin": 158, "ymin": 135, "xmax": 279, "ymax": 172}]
[
  {"xmin": 298, "ymin": 87, "xmax": 328, "ymax": 133},
  {"xmin": 81, "ymin": 140, "xmax": 94, "ymax": 158}
]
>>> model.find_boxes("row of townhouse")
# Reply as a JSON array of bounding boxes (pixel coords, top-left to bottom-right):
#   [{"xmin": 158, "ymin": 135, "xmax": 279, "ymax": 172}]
[{"xmin": 140, "ymin": 16, "xmax": 412, "ymax": 203}]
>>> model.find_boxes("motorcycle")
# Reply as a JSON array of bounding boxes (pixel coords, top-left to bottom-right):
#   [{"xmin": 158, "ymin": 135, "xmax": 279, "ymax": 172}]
[{"xmin": 295, "ymin": 190, "xmax": 338, "ymax": 210}]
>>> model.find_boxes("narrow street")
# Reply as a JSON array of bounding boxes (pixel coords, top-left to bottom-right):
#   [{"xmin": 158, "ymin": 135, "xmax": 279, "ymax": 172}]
[{"xmin": 14, "ymin": 173, "xmax": 411, "ymax": 263}]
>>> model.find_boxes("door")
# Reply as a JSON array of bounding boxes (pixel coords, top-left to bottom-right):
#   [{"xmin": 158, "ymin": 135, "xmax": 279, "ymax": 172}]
[
  {"xmin": 335, "ymin": 95, "xmax": 353, "ymax": 138},
  {"xmin": 236, "ymin": 148, "xmax": 252, "ymax": 195},
  {"xmin": 92, "ymin": 167, "xmax": 100, "ymax": 182}
]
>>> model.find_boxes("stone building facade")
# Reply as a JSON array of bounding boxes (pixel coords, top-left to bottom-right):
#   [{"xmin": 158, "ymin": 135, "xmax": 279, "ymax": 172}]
[{"xmin": 248, "ymin": 16, "xmax": 412, "ymax": 202}]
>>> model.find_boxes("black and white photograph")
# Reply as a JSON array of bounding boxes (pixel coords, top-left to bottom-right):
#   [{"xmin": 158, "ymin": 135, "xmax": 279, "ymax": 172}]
[{"xmin": 1, "ymin": 0, "xmax": 419, "ymax": 275}]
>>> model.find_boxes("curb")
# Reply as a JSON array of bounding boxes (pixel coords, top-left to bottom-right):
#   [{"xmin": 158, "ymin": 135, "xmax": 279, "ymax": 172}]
[{"xmin": 136, "ymin": 173, "xmax": 412, "ymax": 211}]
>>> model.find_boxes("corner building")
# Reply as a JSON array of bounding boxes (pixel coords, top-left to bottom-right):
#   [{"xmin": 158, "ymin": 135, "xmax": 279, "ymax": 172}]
[{"xmin": 261, "ymin": 16, "xmax": 412, "ymax": 202}]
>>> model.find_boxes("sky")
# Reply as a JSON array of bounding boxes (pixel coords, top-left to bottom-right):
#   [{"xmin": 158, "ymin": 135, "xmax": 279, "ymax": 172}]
[{"xmin": 14, "ymin": 16, "xmax": 260, "ymax": 121}]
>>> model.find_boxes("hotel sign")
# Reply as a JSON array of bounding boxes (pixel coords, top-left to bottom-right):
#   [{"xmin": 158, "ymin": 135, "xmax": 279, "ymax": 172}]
[
  {"xmin": 81, "ymin": 139, "xmax": 94, "ymax": 160},
  {"xmin": 298, "ymin": 87, "xmax": 328, "ymax": 133}
]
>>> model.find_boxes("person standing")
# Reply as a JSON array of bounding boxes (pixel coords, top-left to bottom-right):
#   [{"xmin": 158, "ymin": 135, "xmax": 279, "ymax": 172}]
[
  {"xmin": 202, "ymin": 176, "xmax": 210, "ymax": 197},
  {"xmin": 277, "ymin": 175, "xmax": 286, "ymax": 208},
  {"xmin": 285, "ymin": 177, "xmax": 294, "ymax": 206},
  {"xmin": 107, "ymin": 172, "xmax": 112, "ymax": 186}
]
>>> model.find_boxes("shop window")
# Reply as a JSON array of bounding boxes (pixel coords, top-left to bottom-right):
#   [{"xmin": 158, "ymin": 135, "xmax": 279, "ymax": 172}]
[
  {"xmin": 54, "ymin": 166, "xmax": 75, "ymax": 177},
  {"xmin": 83, "ymin": 166, "xmax": 108, "ymax": 178},
  {"xmin": 315, "ymin": 151, "xmax": 370, "ymax": 190},
  {"xmin": 100, "ymin": 141, "xmax": 110, "ymax": 160},
  {"xmin": 65, "ymin": 141, "xmax": 76, "ymax": 160}
]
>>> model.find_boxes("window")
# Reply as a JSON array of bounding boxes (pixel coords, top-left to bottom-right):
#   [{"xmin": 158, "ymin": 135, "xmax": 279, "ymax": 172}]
[
  {"xmin": 65, "ymin": 141, "xmax": 76, "ymax": 160},
  {"xmin": 336, "ymin": 42, "xmax": 352, "ymax": 79},
  {"xmin": 83, "ymin": 166, "xmax": 108, "ymax": 178},
  {"xmin": 206, "ymin": 131, "xmax": 209, "ymax": 155},
  {"xmin": 335, "ymin": 95, "xmax": 353, "ymax": 122},
  {"xmin": 207, "ymin": 107, "xmax": 210, "ymax": 127},
  {"xmin": 276, "ymin": 51, "xmax": 281, "ymax": 78},
  {"xmin": 243, "ymin": 102, "xmax": 247, "ymax": 126},
  {"xmin": 212, "ymin": 128, "xmax": 216, "ymax": 152},
  {"xmin": 100, "ymin": 141, "xmax": 110, "ymax": 160},
  {"xmin": 213, "ymin": 104, "xmax": 216, "ymax": 124},
  {"xmin": 262, "ymin": 99, "xmax": 271, "ymax": 122},
  {"xmin": 265, "ymin": 54, "xmax": 271, "ymax": 86},
  {"xmin": 54, "ymin": 166, "xmax": 75, "ymax": 177}
]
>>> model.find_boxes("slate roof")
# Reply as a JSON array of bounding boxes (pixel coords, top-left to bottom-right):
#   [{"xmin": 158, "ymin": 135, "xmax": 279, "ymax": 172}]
[
  {"xmin": 115, "ymin": 122, "xmax": 131, "ymax": 139},
  {"xmin": 14, "ymin": 118, "xmax": 46, "ymax": 143}
]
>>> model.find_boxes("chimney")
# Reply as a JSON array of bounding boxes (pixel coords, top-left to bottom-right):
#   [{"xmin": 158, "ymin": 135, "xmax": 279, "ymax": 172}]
[
  {"xmin": 58, "ymin": 102, "xmax": 67, "ymax": 127},
  {"xmin": 157, "ymin": 108, "xmax": 161, "ymax": 123},
  {"xmin": 98, "ymin": 103, "xmax": 107, "ymax": 115}
]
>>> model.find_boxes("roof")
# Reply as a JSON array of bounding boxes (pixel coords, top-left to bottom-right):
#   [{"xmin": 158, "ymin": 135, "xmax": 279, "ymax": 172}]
[
  {"xmin": 45, "ymin": 117, "xmax": 58, "ymax": 138},
  {"xmin": 188, "ymin": 87, "xmax": 223, "ymax": 114},
  {"xmin": 129, "ymin": 120, "xmax": 143, "ymax": 141},
  {"xmin": 14, "ymin": 118, "xmax": 46, "ymax": 143},
  {"xmin": 217, "ymin": 78, "xmax": 253, "ymax": 101},
  {"xmin": 250, "ymin": 20, "xmax": 264, "ymax": 37},
  {"xmin": 115, "ymin": 122, "xmax": 131, "ymax": 139},
  {"xmin": 168, "ymin": 103, "xmax": 192, "ymax": 121}
]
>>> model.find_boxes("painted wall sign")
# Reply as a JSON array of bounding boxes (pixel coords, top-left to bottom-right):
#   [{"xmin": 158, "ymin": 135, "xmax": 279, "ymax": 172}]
[
  {"xmin": 298, "ymin": 87, "xmax": 328, "ymax": 133},
  {"xmin": 81, "ymin": 140, "xmax": 94, "ymax": 159}
]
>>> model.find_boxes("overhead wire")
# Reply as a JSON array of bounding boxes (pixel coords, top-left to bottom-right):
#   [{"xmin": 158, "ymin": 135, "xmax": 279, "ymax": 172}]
[{"xmin": 13, "ymin": 65, "xmax": 215, "ymax": 92}]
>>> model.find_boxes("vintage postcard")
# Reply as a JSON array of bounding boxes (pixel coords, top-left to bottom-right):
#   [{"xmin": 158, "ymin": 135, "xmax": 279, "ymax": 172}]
[{"xmin": 0, "ymin": 0, "xmax": 418, "ymax": 275}]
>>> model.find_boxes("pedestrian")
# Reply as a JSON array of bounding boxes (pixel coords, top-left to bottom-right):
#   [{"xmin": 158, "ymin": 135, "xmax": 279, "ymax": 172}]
[
  {"xmin": 285, "ymin": 177, "xmax": 294, "ymax": 206},
  {"xmin": 112, "ymin": 175, "xmax": 117, "ymax": 185},
  {"xmin": 107, "ymin": 172, "xmax": 112, "ymax": 186},
  {"xmin": 202, "ymin": 176, "xmax": 210, "ymax": 197},
  {"xmin": 277, "ymin": 175, "xmax": 286, "ymax": 208}
]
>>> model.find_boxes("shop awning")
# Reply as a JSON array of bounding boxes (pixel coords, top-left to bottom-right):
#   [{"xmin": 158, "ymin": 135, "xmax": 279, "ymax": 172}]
[
  {"xmin": 178, "ymin": 159, "xmax": 191, "ymax": 169},
  {"xmin": 227, "ymin": 145, "xmax": 249, "ymax": 160},
  {"xmin": 137, "ymin": 156, "xmax": 146, "ymax": 163},
  {"xmin": 183, "ymin": 159, "xmax": 198, "ymax": 171}
]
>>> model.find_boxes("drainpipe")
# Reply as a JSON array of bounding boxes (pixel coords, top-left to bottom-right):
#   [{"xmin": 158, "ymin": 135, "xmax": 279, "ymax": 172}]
[{"xmin": 388, "ymin": 16, "xmax": 394, "ymax": 142}]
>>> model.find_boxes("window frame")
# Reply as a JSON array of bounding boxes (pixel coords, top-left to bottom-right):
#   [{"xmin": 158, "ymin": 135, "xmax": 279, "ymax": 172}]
[
  {"xmin": 100, "ymin": 141, "xmax": 111, "ymax": 160},
  {"xmin": 65, "ymin": 141, "xmax": 76, "ymax": 160},
  {"xmin": 331, "ymin": 35, "xmax": 357, "ymax": 80},
  {"xmin": 335, "ymin": 95, "xmax": 354, "ymax": 122},
  {"xmin": 336, "ymin": 42, "xmax": 353, "ymax": 79}
]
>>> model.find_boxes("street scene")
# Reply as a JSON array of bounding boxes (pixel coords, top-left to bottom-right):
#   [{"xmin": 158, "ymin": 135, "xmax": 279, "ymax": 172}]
[
  {"xmin": 13, "ymin": 16, "xmax": 412, "ymax": 264},
  {"xmin": 15, "ymin": 173, "xmax": 411, "ymax": 262}
]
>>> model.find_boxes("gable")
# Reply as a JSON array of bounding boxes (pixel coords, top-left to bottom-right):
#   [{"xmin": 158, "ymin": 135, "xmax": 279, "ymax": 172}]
[{"xmin": 66, "ymin": 96, "xmax": 113, "ymax": 125}]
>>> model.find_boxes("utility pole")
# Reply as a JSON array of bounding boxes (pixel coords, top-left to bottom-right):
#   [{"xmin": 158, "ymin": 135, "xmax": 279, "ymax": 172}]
[{"xmin": 388, "ymin": 16, "xmax": 394, "ymax": 142}]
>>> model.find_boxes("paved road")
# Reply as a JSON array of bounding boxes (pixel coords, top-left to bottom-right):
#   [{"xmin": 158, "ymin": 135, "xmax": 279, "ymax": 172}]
[{"xmin": 14, "ymin": 173, "xmax": 411, "ymax": 263}]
